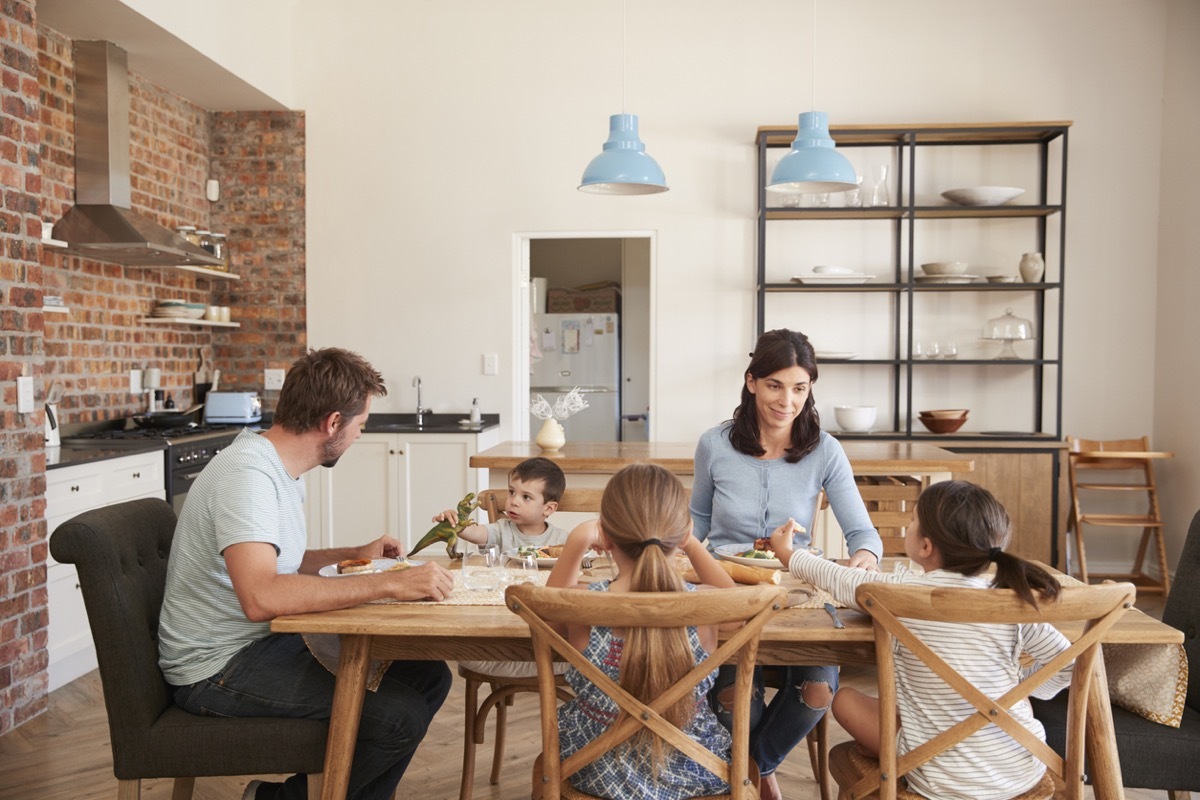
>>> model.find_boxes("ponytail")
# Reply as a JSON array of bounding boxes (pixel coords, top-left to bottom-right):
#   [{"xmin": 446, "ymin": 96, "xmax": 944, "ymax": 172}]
[{"xmin": 990, "ymin": 549, "xmax": 1061, "ymax": 608}]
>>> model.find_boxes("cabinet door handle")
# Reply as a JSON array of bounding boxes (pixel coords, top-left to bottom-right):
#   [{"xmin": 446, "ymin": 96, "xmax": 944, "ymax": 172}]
[
  {"xmin": 132, "ymin": 472, "xmax": 141, "ymax": 478},
  {"xmin": 71, "ymin": 485, "xmax": 80, "ymax": 492}
]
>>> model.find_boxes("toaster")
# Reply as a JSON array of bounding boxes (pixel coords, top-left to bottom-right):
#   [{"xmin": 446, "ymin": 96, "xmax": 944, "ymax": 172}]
[{"xmin": 204, "ymin": 391, "xmax": 263, "ymax": 423}]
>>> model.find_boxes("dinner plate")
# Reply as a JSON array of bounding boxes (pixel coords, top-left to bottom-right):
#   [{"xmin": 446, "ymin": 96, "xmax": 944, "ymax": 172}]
[
  {"xmin": 913, "ymin": 274, "xmax": 980, "ymax": 284},
  {"xmin": 505, "ymin": 547, "xmax": 558, "ymax": 568},
  {"xmin": 815, "ymin": 351, "xmax": 858, "ymax": 360},
  {"xmin": 318, "ymin": 558, "xmax": 423, "ymax": 577},
  {"xmin": 713, "ymin": 543, "xmax": 788, "ymax": 569},
  {"xmin": 791, "ymin": 275, "xmax": 873, "ymax": 285}
]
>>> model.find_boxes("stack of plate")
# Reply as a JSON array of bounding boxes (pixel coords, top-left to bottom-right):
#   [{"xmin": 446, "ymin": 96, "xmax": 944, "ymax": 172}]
[
  {"xmin": 153, "ymin": 301, "xmax": 207, "ymax": 319},
  {"xmin": 914, "ymin": 274, "xmax": 979, "ymax": 285},
  {"xmin": 791, "ymin": 273, "xmax": 873, "ymax": 285}
]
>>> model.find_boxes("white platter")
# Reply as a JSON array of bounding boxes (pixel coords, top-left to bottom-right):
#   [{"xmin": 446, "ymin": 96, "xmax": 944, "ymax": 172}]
[
  {"xmin": 507, "ymin": 547, "xmax": 559, "ymax": 568},
  {"xmin": 815, "ymin": 351, "xmax": 858, "ymax": 360},
  {"xmin": 318, "ymin": 558, "xmax": 422, "ymax": 577},
  {"xmin": 714, "ymin": 543, "xmax": 785, "ymax": 569},
  {"xmin": 914, "ymin": 274, "xmax": 980, "ymax": 284},
  {"xmin": 812, "ymin": 265, "xmax": 854, "ymax": 275},
  {"xmin": 940, "ymin": 186, "xmax": 1024, "ymax": 206},
  {"xmin": 791, "ymin": 275, "xmax": 873, "ymax": 285}
]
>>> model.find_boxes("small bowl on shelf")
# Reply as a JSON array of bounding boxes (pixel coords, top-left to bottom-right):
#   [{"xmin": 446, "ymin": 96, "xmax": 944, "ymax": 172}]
[
  {"xmin": 918, "ymin": 414, "xmax": 968, "ymax": 434},
  {"xmin": 941, "ymin": 186, "xmax": 1025, "ymax": 207},
  {"xmin": 920, "ymin": 261, "xmax": 968, "ymax": 276},
  {"xmin": 918, "ymin": 408, "xmax": 968, "ymax": 420},
  {"xmin": 834, "ymin": 405, "xmax": 877, "ymax": 433}
]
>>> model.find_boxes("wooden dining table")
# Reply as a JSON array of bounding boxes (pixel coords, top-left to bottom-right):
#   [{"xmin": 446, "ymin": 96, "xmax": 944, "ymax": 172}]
[{"xmin": 271, "ymin": 563, "xmax": 1182, "ymax": 800}]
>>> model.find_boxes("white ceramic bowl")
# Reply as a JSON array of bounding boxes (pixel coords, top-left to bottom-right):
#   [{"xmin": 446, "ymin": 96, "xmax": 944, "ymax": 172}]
[
  {"xmin": 920, "ymin": 261, "xmax": 968, "ymax": 276},
  {"xmin": 812, "ymin": 265, "xmax": 853, "ymax": 275},
  {"xmin": 941, "ymin": 186, "xmax": 1025, "ymax": 206},
  {"xmin": 834, "ymin": 405, "xmax": 876, "ymax": 433}
]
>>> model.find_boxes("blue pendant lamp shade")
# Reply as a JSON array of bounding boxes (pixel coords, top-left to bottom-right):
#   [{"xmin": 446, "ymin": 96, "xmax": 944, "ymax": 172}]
[
  {"xmin": 579, "ymin": 113, "xmax": 668, "ymax": 195},
  {"xmin": 768, "ymin": 111, "xmax": 858, "ymax": 194}
]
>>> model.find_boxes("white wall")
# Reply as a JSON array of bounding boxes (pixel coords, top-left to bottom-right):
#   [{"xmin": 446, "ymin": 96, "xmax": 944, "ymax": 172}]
[{"xmin": 168, "ymin": 0, "xmax": 1193, "ymax": 570}]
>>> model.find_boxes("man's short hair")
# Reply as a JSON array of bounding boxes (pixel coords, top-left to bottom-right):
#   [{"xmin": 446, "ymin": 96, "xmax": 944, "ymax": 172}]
[{"xmin": 272, "ymin": 348, "xmax": 387, "ymax": 433}]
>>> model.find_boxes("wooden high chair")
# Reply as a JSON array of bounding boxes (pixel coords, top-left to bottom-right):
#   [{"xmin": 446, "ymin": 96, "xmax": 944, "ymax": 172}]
[
  {"xmin": 507, "ymin": 582, "xmax": 787, "ymax": 800},
  {"xmin": 1067, "ymin": 436, "xmax": 1173, "ymax": 595},
  {"xmin": 457, "ymin": 487, "xmax": 603, "ymax": 800},
  {"xmin": 854, "ymin": 476, "xmax": 922, "ymax": 556},
  {"xmin": 830, "ymin": 581, "xmax": 1135, "ymax": 800}
]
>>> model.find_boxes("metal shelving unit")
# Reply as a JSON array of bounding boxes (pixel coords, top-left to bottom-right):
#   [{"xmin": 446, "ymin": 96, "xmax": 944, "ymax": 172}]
[{"xmin": 755, "ymin": 121, "xmax": 1070, "ymax": 442}]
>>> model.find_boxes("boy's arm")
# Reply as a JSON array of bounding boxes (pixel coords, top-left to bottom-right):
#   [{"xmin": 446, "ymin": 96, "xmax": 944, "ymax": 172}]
[
  {"xmin": 455, "ymin": 523, "xmax": 488, "ymax": 546},
  {"xmin": 679, "ymin": 532, "xmax": 736, "ymax": 589}
]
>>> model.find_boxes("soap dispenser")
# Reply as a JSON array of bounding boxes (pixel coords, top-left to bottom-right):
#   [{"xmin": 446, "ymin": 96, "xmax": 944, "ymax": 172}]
[{"xmin": 469, "ymin": 398, "xmax": 482, "ymax": 424}]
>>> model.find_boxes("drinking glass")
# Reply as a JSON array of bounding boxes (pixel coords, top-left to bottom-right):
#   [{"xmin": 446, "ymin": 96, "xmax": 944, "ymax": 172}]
[
  {"xmin": 462, "ymin": 543, "xmax": 499, "ymax": 590},
  {"xmin": 869, "ymin": 165, "xmax": 890, "ymax": 207},
  {"xmin": 503, "ymin": 552, "xmax": 539, "ymax": 586},
  {"xmin": 925, "ymin": 340, "xmax": 940, "ymax": 359},
  {"xmin": 941, "ymin": 340, "xmax": 958, "ymax": 360}
]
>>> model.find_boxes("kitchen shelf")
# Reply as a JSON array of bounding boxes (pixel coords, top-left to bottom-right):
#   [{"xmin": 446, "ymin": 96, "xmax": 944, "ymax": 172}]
[
  {"xmin": 172, "ymin": 264, "xmax": 239, "ymax": 280},
  {"xmin": 140, "ymin": 318, "xmax": 240, "ymax": 328},
  {"xmin": 755, "ymin": 120, "xmax": 1070, "ymax": 441}
]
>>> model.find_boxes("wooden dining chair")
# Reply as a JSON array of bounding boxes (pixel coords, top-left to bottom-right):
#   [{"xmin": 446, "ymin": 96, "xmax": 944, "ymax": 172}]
[
  {"xmin": 456, "ymin": 487, "xmax": 604, "ymax": 800},
  {"xmin": 854, "ymin": 476, "xmax": 922, "ymax": 557},
  {"xmin": 1067, "ymin": 435, "xmax": 1172, "ymax": 595},
  {"xmin": 507, "ymin": 582, "xmax": 787, "ymax": 800},
  {"xmin": 828, "ymin": 580, "xmax": 1135, "ymax": 800}
]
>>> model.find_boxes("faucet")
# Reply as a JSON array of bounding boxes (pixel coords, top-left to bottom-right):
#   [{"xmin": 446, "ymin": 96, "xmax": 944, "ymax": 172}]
[{"xmin": 412, "ymin": 376, "xmax": 428, "ymax": 425}]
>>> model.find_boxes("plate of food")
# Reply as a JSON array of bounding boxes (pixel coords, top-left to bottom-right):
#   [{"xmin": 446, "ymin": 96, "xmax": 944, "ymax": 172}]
[
  {"xmin": 319, "ymin": 558, "xmax": 423, "ymax": 577},
  {"xmin": 508, "ymin": 544, "xmax": 566, "ymax": 567},
  {"xmin": 714, "ymin": 540, "xmax": 821, "ymax": 569}
]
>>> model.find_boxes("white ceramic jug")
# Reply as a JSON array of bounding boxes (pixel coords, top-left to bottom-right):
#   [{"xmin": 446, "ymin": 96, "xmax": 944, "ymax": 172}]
[{"xmin": 1019, "ymin": 252, "xmax": 1044, "ymax": 283}]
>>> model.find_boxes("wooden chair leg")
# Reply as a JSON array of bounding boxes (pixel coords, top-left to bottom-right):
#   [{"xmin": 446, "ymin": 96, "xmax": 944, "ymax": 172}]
[
  {"xmin": 489, "ymin": 690, "xmax": 508, "ymax": 785},
  {"xmin": 459, "ymin": 673, "xmax": 481, "ymax": 800},
  {"xmin": 308, "ymin": 773, "xmax": 324, "ymax": 799},
  {"xmin": 117, "ymin": 778, "xmax": 141, "ymax": 800},
  {"xmin": 806, "ymin": 713, "xmax": 831, "ymax": 800},
  {"xmin": 169, "ymin": 777, "xmax": 195, "ymax": 800},
  {"xmin": 1154, "ymin": 527, "xmax": 1172, "ymax": 595}
]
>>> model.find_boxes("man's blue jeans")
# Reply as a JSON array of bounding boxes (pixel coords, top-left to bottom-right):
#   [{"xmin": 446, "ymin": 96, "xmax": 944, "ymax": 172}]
[
  {"xmin": 708, "ymin": 664, "xmax": 838, "ymax": 777},
  {"xmin": 172, "ymin": 633, "xmax": 451, "ymax": 800}
]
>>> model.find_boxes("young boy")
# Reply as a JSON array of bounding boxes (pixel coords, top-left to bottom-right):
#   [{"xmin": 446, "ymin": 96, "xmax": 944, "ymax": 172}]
[{"xmin": 435, "ymin": 456, "xmax": 569, "ymax": 553}]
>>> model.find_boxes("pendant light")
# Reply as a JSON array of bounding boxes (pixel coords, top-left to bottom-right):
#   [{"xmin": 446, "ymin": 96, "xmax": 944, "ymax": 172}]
[
  {"xmin": 578, "ymin": 0, "xmax": 668, "ymax": 195},
  {"xmin": 768, "ymin": 1, "xmax": 857, "ymax": 195}
]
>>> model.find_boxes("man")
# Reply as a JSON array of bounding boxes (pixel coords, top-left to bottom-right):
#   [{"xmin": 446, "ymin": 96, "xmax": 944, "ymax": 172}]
[{"xmin": 158, "ymin": 348, "xmax": 454, "ymax": 800}]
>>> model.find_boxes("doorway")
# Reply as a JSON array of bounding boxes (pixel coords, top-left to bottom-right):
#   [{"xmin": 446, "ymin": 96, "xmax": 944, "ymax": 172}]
[{"xmin": 513, "ymin": 232, "xmax": 654, "ymax": 443}]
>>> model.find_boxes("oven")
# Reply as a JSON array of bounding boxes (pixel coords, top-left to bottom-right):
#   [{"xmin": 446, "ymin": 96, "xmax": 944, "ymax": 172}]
[{"xmin": 61, "ymin": 425, "xmax": 242, "ymax": 515}]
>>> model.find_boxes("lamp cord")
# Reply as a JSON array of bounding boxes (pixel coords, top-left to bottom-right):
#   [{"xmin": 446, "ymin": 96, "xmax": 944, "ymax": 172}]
[
  {"xmin": 811, "ymin": 0, "xmax": 817, "ymax": 109},
  {"xmin": 621, "ymin": 0, "xmax": 627, "ymax": 114}
]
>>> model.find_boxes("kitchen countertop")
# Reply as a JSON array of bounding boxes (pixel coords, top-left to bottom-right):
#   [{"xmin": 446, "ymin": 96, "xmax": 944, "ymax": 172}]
[
  {"xmin": 46, "ymin": 442, "xmax": 167, "ymax": 470},
  {"xmin": 363, "ymin": 412, "xmax": 499, "ymax": 434}
]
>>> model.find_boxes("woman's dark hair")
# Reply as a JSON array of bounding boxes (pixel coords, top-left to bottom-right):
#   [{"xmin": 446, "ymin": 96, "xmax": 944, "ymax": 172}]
[
  {"xmin": 272, "ymin": 348, "xmax": 387, "ymax": 433},
  {"xmin": 729, "ymin": 328, "xmax": 821, "ymax": 463},
  {"xmin": 916, "ymin": 480, "xmax": 1060, "ymax": 607}
]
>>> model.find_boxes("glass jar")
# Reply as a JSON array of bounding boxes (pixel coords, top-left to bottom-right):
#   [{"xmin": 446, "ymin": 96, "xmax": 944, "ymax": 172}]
[
  {"xmin": 196, "ymin": 230, "xmax": 214, "ymax": 253},
  {"xmin": 176, "ymin": 225, "xmax": 200, "ymax": 247},
  {"xmin": 210, "ymin": 233, "xmax": 228, "ymax": 268}
]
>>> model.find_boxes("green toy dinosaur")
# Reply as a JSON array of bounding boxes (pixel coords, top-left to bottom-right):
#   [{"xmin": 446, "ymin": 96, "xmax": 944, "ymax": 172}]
[{"xmin": 408, "ymin": 492, "xmax": 479, "ymax": 560}]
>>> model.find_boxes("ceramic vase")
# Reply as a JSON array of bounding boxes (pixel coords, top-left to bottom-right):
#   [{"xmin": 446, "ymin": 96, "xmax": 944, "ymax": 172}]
[
  {"xmin": 1019, "ymin": 252, "xmax": 1045, "ymax": 283},
  {"xmin": 535, "ymin": 418, "xmax": 565, "ymax": 452}
]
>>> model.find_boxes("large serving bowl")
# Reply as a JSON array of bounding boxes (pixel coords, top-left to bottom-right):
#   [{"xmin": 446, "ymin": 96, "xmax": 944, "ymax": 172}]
[
  {"xmin": 920, "ymin": 261, "xmax": 968, "ymax": 276},
  {"xmin": 940, "ymin": 186, "xmax": 1025, "ymax": 206},
  {"xmin": 918, "ymin": 414, "xmax": 967, "ymax": 434},
  {"xmin": 834, "ymin": 405, "xmax": 876, "ymax": 433}
]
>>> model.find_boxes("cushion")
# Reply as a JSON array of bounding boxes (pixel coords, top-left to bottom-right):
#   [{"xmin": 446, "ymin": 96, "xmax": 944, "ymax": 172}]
[{"xmin": 1104, "ymin": 641, "xmax": 1188, "ymax": 726}]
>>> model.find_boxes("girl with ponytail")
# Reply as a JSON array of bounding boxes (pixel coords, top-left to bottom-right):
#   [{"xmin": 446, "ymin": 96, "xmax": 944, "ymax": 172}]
[
  {"xmin": 546, "ymin": 462, "xmax": 739, "ymax": 798},
  {"xmin": 771, "ymin": 479, "xmax": 1073, "ymax": 800}
]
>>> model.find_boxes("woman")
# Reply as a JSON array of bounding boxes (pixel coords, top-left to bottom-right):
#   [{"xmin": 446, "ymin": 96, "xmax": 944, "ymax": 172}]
[{"xmin": 690, "ymin": 328, "xmax": 882, "ymax": 800}]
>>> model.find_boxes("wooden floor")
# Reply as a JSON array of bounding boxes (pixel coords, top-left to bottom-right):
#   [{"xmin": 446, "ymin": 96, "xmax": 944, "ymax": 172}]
[{"xmin": 0, "ymin": 656, "xmax": 1172, "ymax": 800}]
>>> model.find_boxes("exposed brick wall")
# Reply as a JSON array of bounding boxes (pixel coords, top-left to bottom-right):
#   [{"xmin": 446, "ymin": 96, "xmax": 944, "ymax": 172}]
[
  {"xmin": 209, "ymin": 111, "xmax": 307, "ymax": 401},
  {"xmin": 0, "ymin": 0, "xmax": 49, "ymax": 735}
]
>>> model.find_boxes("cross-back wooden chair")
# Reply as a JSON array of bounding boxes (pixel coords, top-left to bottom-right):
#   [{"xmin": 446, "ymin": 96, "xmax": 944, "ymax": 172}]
[
  {"xmin": 830, "ymin": 581, "xmax": 1135, "ymax": 800},
  {"xmin": 507, "ymin": 582, "xmax": 787, "ymax": 800},
  {"xmin": 457, "ymin": 486, "xmax": 604, "ymax": 800},
  {"xmin": 1067, "ymin": 435, "xmax": 1173, "ymax": 595}
]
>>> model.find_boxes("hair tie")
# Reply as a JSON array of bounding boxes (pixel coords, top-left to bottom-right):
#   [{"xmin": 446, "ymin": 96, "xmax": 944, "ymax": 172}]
[
  {"xmin": 988, "ymin": 547, "xmax": 1002, "ymax": 561},
  {"xmin": 637, "ymin": 538, "xmax": 664, "ymax": 553}
]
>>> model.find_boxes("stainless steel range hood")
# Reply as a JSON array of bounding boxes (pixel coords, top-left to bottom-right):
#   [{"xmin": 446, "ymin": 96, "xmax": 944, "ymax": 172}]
[{"xmin": 51, "ymin": 41, "xmax": 223, "ymax": 268}]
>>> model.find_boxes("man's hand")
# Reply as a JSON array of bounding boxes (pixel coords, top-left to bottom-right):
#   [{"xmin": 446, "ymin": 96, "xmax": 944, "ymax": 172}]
[
  {"xmin": 384, "ymin": 561, "xmax": 454, "ymax": 602},
  {"xmin": 358, "ymin": 535, "xmax": 405, "ymax": 560},
  {"xmin": 847, "ymin": 549, "xmax": 880, "ymax": 571}
]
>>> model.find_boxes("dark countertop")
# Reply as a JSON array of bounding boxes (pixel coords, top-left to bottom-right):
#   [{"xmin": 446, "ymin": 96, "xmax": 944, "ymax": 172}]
[
  {"xmin": 363, "ymin": 412, "xmax": 499, "ymax": 434},
  {"xmin": 46, "ymin": 442, "xmax": 167, "ymax": 470}
]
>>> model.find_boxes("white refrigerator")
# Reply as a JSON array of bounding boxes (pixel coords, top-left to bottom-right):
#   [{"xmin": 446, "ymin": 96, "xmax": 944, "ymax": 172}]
[{"xmin": 531, "ymin": 312, "xmax": 620, "ymax": 442}]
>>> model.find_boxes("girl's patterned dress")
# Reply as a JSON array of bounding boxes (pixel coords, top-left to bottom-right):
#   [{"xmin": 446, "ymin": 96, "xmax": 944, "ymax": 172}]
[{"xmin": 556, "ymin": 581, "xmax": 733, "ymax": 799}]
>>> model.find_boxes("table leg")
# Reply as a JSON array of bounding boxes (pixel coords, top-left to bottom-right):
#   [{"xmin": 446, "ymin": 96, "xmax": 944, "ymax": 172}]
[
  {"xmin": 321, "ymin": 634, "xmax": 373, "ymax": 800},
  {"xmin": 1084, "ymin": 654, "xmax": 1124, "ymax": 800}
]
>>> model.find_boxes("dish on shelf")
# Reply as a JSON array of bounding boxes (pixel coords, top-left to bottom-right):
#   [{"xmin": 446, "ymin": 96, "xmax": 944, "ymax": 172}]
[
  {"xmin": 152, "ymin": 302, "xmax": 207, "ymax": 319},
  {"xmin": 918, "ymin": 415, "xmax": 968, "ymax": 434},
  {"xmin": 919, "ymin": 261, "xmax": 968, "ymax": 276},
  {"xmin": 913, "ymin": 274, "xmax": 980, "ymax": 284},
  {"xmin": 940, "ymin": 186, "xmax": 1025, "ymax": 206},
  {"xmin": 791, "ymin": 275, "xmax": 874, "ymax": 285},
  {"xmin": 812, "ymin": 265, "xmax": 854, "ymax": 275},
  {"xmin": 815, "ymin": 351, "xmax": 858, "ymax": 360},
  {"xmin": 919, "ymin": 408, "xmax": 969, "ymax": 419},
  {"xmin": 987, "ymin": 275, "xmax": 1018, "ymax": 283}
]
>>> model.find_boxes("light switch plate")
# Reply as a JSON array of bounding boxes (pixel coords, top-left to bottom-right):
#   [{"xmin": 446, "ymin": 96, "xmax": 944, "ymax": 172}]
[
  {"xmin": 16, "ymin": 376, "xmax": 34, "ymax": 413},
  {"xmin": 264, "ymin": 368, "xmax": 286, "ymax": 391},
  {"xmin": 130, "ymin": 368, "xmax": 142, "ymax": 394},
  {"xmin": 482, "ymin": 353, "xmax": 498, "ymax": 376}
]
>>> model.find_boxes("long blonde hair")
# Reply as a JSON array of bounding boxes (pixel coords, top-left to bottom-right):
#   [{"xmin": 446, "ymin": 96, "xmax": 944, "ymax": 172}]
[{"xmin": 599, "ymin": 463, "xmax": 694, "ymax": 769}]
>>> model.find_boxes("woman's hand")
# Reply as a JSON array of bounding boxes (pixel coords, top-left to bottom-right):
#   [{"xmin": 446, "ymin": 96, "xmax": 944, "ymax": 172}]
[
  {"xmin": 847, "ymin": 549, "xmax": 880, "ymax": 571},
  {"xmin": 769, "ymin": 518, "xmax": 802, "ymax": 565}
]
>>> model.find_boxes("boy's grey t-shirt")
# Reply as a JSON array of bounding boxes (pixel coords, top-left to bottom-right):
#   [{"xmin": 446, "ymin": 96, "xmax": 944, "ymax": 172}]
[
  {"xmin": 158, "ymin": 429, "xmax": 307, "ymax": 686},
  {"xmin": 483, "ymin": 518, "xmax": 570, "ymax": 551}
]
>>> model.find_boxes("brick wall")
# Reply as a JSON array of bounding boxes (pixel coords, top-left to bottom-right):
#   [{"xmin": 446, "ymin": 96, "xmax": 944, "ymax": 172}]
[
  {"xmin": 0, "ymin": 16, "xmax": 305, "ymax": 732},
  {"xmin": 0, "ymin": 0, "xmax": 48, "ymax": 735}
]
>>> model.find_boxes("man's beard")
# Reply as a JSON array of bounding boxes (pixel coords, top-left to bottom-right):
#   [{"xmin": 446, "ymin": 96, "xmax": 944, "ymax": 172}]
[{"xmin": 320, "ymin": 429, "xmax": 348, "ymax": 468}]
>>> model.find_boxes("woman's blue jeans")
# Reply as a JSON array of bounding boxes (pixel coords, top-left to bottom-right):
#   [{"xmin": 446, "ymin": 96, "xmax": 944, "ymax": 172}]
[
  {"xmin": 707, "ymin": 664, "xmax": 838, "ymax": 777},
  {"xmin": 172, "ymin": 633, "xmax": 451, "ymax": 800}
]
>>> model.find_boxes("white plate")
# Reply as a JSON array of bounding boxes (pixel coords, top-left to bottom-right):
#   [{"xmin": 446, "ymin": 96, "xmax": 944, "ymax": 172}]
[
  {"xmin": 318, "ymin": 558, "xmax": 423, "ymax": 577},
  {"xmin": 506, "ymin": 547, "xmax": 559, "ymax": 568},
  {"xmin": 941, "ymin": 186, "xmax": 1024, "ymax": 206},
  {"xmin": 815, "ymin": 351, "xmax": 858, "ymax": 360},
  {"xmin": 986, "ymin": 275, "xmax": 1018, "ymax": 283},
  {"xmin": 913, "ymin": 274, "xmax": 980, "ymax": 284},
  {"xmin": 812, "ymin": 265, "xmax": 854, "ymax": 275},
  {"xmin": 712, "ymin": 542, "xmax": 818, "ymax": 569},
  {"xmin": 457, "ymin": 419, "xmax": 479, "ymax": 426},
  {"xmin": 791, "ymin": 275, "xmax": 873, "ymax": 285}
]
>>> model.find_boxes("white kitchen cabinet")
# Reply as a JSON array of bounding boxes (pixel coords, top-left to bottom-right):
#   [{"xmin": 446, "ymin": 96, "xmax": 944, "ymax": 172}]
[
  {"xmin": 313, "ymin": 429, "xmax": 500, "ymax": 552},
  {"xmin": 46, "ymin": 450, "xmax": 165, "ymax": 691}
]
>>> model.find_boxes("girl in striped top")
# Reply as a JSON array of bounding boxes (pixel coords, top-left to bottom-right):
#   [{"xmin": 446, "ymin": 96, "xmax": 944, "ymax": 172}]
[{"xmin": 771, "ymin": 480, "xmax": 1072, "ymax": 800}]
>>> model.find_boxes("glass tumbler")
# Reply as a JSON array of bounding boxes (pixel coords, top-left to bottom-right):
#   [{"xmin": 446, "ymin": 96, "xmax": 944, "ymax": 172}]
[
  {"xmin": 503, "ymin": 552, "xmax": 539, "ymax": 586},
  {"xmin": 869, "ymin": 165, "xmax": 890, "ymax": 207},
  {"xmin": 462, "ymin": 544, "xmax": 500, "ymax": 590}
]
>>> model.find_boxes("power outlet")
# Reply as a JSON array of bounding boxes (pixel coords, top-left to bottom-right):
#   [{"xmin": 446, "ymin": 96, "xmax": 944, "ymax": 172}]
[
  {"xmin": 16, "ymin": 376, "xmax": 34, "ymax": 413},
  {"xmin": 129, "ymin": 368, "xmax": 143, "ymax": 394},
  {"xmin": 264, "ymin": 368, "xmax": 286, "ymax": 391}
]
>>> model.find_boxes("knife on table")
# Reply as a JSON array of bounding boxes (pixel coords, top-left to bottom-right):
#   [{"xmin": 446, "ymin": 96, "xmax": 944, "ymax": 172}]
[{"xmin": 823, "ymin": 602, "xmax": 845, "ymax": 629}]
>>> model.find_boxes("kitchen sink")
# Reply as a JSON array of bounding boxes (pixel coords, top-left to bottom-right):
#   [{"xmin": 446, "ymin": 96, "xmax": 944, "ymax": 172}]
[{"xmin": 363, "ymin": 413, "xmax": 491, "ymax": 434}]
